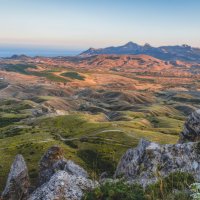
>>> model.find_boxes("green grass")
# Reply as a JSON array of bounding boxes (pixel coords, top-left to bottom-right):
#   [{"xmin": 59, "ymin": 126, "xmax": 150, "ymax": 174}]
[
  {"xmin": 61, "ymin": 71, "xmax": 85, "ymax": 80},
  {"xmin": 0, "ymin": 130, "xmax": 81, "ymax": 190},
  {"xmin": 0, "ymin": 113, "xmax": 27, "ymax": 128},
  {"xmin": 146, "ymin": 171, "xmax": 194, "ymax": 200},
  {"xmin": 3, "ymin": 64, "xmax": 68, "ymax": 82},
  {"xmin": 3, "ymin": 64, "xmax": 37, "ymax": 75},
  {"xmin": 0, "ymin": 94, "xmax": 190, "ymax": 193},
  {"xmin": 84, "ymin": 181, "xmax": 145, "ymax": 200},
  {"xmin": 30, "ymin": 71, "xmax": 68, "ymax": 82},
  {"xmin": 84, "ymin": 172, "xmax": 194, "ymax": 200},
  {"xmin": 0, "ymin": 112, "xmax": 179, "ymax": 191}
]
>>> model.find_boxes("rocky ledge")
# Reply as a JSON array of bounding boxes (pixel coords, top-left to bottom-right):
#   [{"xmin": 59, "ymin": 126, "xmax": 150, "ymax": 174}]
[
  {"xmin": 115, "ymin": 139, "xmax": 200, "ymax": 187},
  {"xmin": 115, "ymin": 109, "xmax": 200, "ymax": 186}
]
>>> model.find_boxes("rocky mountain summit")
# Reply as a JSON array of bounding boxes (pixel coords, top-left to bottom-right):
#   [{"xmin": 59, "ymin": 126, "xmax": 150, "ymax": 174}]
[
  {"xmin": 1, "ymin": 109, "xmax": 200, "ymax": 199},
  {"xmin": 80, "ymin": 42, "xmax": 200, "ymax": 63}
]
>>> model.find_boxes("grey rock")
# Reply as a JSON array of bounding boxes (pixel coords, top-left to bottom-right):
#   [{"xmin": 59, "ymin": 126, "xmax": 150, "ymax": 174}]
[
  {"xmin": 39, "ymin": 146, "xmax": 88, "ymax": 185},
  {"xmin": 64, "ymin": 160, "xmax": 88, "ymax": 178},
  {"xmin": 1, "ymin": 155, "xmax": 30, "ymax": 200},
  {"xmin": 115, "ymin": 139, "xmax": 200, "ymax": 187},
  {"xmin": 38, "ymin": 145, "xmax": 64, "ymax": 185},
  {"xmin": 179, "ymin": 109, "xmax": 200, "ymax": 143},
  {"xmin": 28, "ymin": 171, "xmax": 97, "ymax": 200}
]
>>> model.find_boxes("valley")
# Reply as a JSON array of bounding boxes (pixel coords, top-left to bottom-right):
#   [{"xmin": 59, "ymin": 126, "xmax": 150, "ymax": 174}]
[{"xmin": 0, "ymin": 53, "xmax": 200, "ymax": 191}]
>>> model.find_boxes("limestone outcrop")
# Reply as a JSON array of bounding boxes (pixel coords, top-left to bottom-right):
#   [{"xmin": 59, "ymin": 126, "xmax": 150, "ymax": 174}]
[
  {"xmin": 1, "ymin": 155, "xmax": 30, "ymax": 200},
  {"xmin": 28, "ymin": 171, "xmax": 97, "ymax": 200},
  {"xmin": 39, "ymin": 146, "xmax": 89, "ymax": 185},
  {"xmin": 115, "ymin": 139, "xmax": 200, "ymax": 186}
]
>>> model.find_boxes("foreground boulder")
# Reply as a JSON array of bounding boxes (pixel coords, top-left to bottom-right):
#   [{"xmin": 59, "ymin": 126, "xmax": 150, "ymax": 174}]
[
  {"xmin": 28, "ymin": 171, "xmax": 97, "ymax": 200},
  {"xmin": 179, "ymin": 109, "xmax": 200, "ymax": 143},
  {"xmin": 39, "ymin": 146, "xmax": 64, "ymax": 185},
  {"xmin": 39, "ymin": 146, "xmax": 88, "ymax": 185},
  {"xmin": 115, "ymin": 139, "xmax": 200, "ymax": 187},
  {"xmin": 1, "ymin": 155, "xmax": 30, "ymax": 200},
  {"xmin": 30, "ymin": 146, "xmax": 96, "ymax": 200}
]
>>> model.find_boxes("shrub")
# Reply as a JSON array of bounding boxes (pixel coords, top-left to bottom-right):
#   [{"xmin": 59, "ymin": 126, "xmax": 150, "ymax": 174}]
[
  {"xmin": 145, "ymin": 171, "xmax": 195, "ymax": 200},
  {"xmin": 190, "ymin": 183, "xmax": 200, "ymax": 200},
  {"xmin": 83, "ymin": 181, "xmax": 145, "ymax": 200},
  {"xmin": 77, "ymin": 149, "xmax": 116, "ymax": 177}
]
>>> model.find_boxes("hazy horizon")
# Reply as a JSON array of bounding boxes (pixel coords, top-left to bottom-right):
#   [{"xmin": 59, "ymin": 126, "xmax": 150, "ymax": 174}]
[
  {"xmin": 0, "ymin": 46, "xmax": 82, "ymax": 57},
  {"xmin": 0, "ymin": 0, "xmax": 200, "ymax": 52},
  {"xmin": 1, "ymin": 40, "xmax": 199, "ymax": 58}
]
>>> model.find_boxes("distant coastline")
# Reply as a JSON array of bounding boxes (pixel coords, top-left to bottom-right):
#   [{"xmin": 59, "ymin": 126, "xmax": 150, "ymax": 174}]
[{"xmin": 0, "ymin": 47, "xmax": 82, "ymax": 57}]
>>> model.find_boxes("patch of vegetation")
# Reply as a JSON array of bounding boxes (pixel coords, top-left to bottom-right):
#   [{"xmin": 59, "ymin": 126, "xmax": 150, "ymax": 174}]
[
  {"xmin": 0, "ymin": 126, "xmax": 28, "ymax": 138},
  {"xmin": 172, "ymin": 93, "xmax": 200, "ymax": 104},
  {"xmin": 83, "ymin": 181, "xmax": 145, "ymax": 200},
  {"xmin": 3, "ymin": 64, "xmax": 68, "ymax": 82},
  {"xmin": 77, "ymin": 149, "xmax": 117, "ymax": 176},
  {"xmin": 61, "ymin": 71, "xmax": 85, "ymax": 80},
  {"xmin": 0, "ymin": 114, "xmax": 27, "ymax": 128},
  {"xmin": 145, "ymin": 171, "xmax": 195, "ymax": 200},
  {"xmin": 3, "ymin": 64, "xmax": 37, "ymax": 75},
  {"xmin": 190, "ymin": 183, "xmax": 200, "ymax": 200},
  {"xmin": 30, "ymin": 71, "xmax": 68, "ymax": 82}
]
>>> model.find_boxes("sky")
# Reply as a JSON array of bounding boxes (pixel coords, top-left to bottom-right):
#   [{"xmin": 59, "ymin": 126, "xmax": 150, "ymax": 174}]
[{"xmin": 0, "ymin": 0, "xmax": 199, "ymax": 55}]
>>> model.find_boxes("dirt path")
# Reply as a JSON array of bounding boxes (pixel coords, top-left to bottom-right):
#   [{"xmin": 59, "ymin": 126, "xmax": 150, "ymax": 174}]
[{"xmin": 56, "ymin": 129, "xmax": 132, "ymax": 147}]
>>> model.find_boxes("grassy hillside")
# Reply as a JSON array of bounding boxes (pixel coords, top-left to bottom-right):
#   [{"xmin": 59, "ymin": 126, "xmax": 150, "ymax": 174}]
[{"xmin": 0, "ymin": 108, "xmax": 180, "ymax": 191}]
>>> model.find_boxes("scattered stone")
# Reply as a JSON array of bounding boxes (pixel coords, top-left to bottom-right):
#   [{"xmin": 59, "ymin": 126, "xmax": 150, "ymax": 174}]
[{"xmin": 1, "ymin": 155, "xmax": 30, "ymax": 200}]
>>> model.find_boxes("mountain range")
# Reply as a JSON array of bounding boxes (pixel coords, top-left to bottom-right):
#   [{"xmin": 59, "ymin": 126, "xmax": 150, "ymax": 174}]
[{"xmin": 80, "ymin": 42, "xmax": 200, "ymax": 63}]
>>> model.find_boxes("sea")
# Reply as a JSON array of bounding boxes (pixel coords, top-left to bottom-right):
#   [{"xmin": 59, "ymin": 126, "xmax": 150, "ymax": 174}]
[{"xmin": 0, "ymin": 47, "xmax": 82, "ymax": 58}]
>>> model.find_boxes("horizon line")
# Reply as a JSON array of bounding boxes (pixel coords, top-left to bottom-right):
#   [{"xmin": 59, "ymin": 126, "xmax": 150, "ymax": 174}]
[{"xmin": 1, "ymin": 41, "xmax": 200, "ymax": 51}]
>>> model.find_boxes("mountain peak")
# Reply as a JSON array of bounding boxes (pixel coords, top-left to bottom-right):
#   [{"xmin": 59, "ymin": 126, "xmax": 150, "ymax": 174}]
[
  {"xmin": 144, "ymin": 43, "xmax": 152, "ymax": 47},
  {"xmin": 79, "ymin": 42, "xmax": 200, "ymax": 62},
  {"xmin": 124, "ymin": 41, "xmax": 138, "ymax": 47},
  {"xmin": 182, "ymin": 44, "xmax": 192, "ymax": 49}
]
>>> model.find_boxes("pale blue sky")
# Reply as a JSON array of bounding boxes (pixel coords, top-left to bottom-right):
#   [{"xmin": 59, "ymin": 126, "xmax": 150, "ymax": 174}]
[{"xmin": 0, "ymin": 0, "xmax": 200, "ymax": 50}]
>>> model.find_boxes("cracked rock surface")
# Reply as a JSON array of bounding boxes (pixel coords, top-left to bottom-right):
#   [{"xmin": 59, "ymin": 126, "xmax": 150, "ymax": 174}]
[
  {"xmin": 28, "ymin": 171, "xmax": 97, "ymax": 200},
  {"xmin": 1, "ymin": 155, "xmax": 30, "ymax": 200},
  {"xmin": 115, "ymin": 139, "xmax": 200, "ymax": 186}
]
